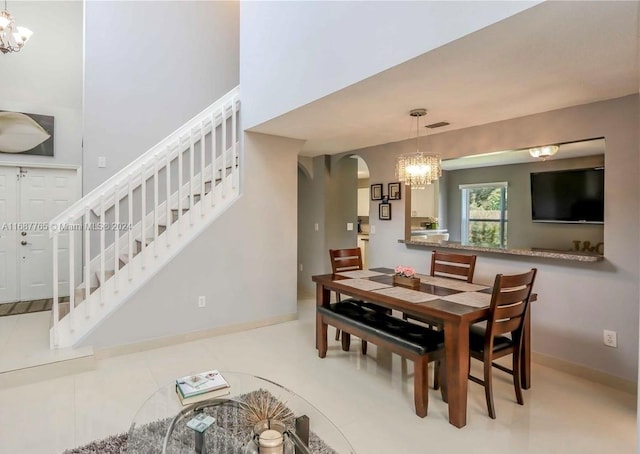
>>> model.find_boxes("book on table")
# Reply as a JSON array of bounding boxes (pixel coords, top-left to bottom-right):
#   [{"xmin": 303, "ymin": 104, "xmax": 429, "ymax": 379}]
[
  {"xmin": 175, "ymin": 370, "xmax": 230, "ymax": 404},
  {"xmin": 175, "ymin": 384, "xmax": 231, "ymax": 406}
]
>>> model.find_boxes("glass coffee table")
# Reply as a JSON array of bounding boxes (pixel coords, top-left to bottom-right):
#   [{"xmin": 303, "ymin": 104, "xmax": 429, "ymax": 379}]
[{"xmin": 125, "ymin": 371, "xmax": 355, "ymax": 454}]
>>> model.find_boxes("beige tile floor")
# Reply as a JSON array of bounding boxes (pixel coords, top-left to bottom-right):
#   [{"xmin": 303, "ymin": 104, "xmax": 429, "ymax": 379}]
[{"xmin": 0, "ymin": 297, "xmax": 636, "ymax": 453}]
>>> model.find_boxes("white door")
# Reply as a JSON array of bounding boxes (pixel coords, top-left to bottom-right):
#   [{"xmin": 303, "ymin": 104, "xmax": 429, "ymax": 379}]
[
  {"xmin": 0, "ymin": 167, "xmax": 19, "ymax": 303},
  {"xmin": 18, "ymin": 167, "xmax": 77, "ymax": 301}
]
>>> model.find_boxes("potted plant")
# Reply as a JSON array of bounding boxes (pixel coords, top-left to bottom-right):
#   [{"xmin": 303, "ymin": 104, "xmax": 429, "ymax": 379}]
[{"xmin": 393, "ymin": 266, "xmax": 421, "ymax": 289}]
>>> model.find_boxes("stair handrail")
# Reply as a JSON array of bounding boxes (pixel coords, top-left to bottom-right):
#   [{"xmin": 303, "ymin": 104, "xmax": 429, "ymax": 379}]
[{"xmin": 49, "ymin": 86, "xmax": 240, "ymax": 233}]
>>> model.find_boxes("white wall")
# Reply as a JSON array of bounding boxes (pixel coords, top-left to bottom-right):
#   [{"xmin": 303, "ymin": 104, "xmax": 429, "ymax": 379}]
[
  {"xmin": 0, "ymin": 1, "xmax": 83, "ymax": 167},
  {"xmin": 82, "ymin": 132, "xmax": 303, "ymax": 348},
  {"xmin": 345, "ymin": 95, "xmax": 639, "ymax": 382},
  {"xmin": 83, "ymin": 1, "xmax": 239, "ymax": 192},
  {"xmin": 240, "ymin": 0, "xmax": 540, "ymax": 129}
]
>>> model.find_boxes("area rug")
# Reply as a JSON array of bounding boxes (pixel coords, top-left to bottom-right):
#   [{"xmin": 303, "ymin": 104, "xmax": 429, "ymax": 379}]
[
  {"xmin": 62, "ymin": 390, "xmax": 339, "ymax": 454},
  {"xmin": 0, "ymin": 298, "xmax": 53, "ymax": 317}
]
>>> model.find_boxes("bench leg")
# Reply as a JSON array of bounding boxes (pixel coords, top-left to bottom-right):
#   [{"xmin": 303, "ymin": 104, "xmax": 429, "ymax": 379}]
[
  {"xmin": 317, "ymin": 314, "xmax": 328, "ymax": 358},
  {"xmin": 341, "ymin": 332, "xmax": 351, "ymax": 351},
  {"xmin": 414, "ymin": 356, "xmax": 429, "ymax": 418}
]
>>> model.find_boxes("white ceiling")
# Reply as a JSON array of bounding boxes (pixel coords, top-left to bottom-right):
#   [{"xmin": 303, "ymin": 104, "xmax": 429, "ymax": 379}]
[{"xmin": 249, "ymin": 1, "xmax": 639, "ymax": 157}]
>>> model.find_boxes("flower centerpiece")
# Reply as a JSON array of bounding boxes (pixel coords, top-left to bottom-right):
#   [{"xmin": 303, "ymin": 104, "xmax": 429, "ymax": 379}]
[{"xmin": 393, "ymin": 266, "xmax": 421, "ymax": 289}]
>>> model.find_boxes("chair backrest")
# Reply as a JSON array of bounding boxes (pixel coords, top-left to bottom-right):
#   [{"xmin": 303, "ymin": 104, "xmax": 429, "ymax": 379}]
[
  {"xmin": 329, "ymin": 248, "xmax": 363, "ymax": 273},
  {"xmin": 485, "ymin": 268, "xmax": 537, "ymax": 349},
  {"xmin": 430, "ymin": 251, "xmax": 477, "ymax": 282}
]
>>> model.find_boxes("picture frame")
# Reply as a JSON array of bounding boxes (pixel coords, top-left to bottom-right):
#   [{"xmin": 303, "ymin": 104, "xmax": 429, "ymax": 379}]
[
  {"xmin": 388, "ymin": 182, "xmax": 401, "ymax": 200},
  {"xmin": 379, "ymin": 203, "xmax": 391, "ymax": 220},
  {"xmin": 371, "ymin": 183, "xmax": 383, "ymax": 200},
  {"xmin": 0, "ymin": 111, "xmax": 54, "ymax": 156}
]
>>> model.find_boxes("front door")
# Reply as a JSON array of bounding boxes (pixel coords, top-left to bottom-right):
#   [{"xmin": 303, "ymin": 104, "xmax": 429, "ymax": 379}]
[{"xmin": 0, "ymin": 166, "xmax": 78, "ymax": 303}]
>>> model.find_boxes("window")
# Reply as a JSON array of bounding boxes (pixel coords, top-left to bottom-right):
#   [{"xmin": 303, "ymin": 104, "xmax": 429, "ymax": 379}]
[{"xmin": 460, "ymin": 182, "xmax": 508, "ymax": 248}]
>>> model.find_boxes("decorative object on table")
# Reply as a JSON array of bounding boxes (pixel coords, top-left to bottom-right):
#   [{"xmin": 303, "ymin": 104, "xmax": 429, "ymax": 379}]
[
  {"xmin": 370, "ymin": 183, "xmax": 383, "ymax": 200},
  {"xmin": 0, "ymin": 111, "xmax": 54, "ymax": 156},
  {"xmin": 187, "ymin": 413, "xmax": 217, "ymax": 433},
  {"xmin": 379, "ymin": 203, "xmax": 391, "ymax": 220},
  {"xmin": 176, "ymin": 370, "xmax": 230, "ymax": 405},
  {"xmin": 0, "ymin": 1, "xmax": 33, "ymax": 54},
  {"xmin": 388, "ymin": 182, "xmax": 401, "ymax": 200},
  {"xmin": 421, "ymin": 217, "xmax": 438, "ymax": 229},
  {"xmin": 393, "ymin": 265, "xmax": 420, "ymax": 289},
  {"xmin": 395, "ymin": 108, "xmax": 441, "ymax": 188}
]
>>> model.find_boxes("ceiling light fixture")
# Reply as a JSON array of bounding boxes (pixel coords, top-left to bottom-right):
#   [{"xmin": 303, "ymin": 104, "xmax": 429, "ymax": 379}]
[
  {"xmin": 0, "ymin": 0, "xmax": 33, "ymax": 54},
  {"xmin": 529, "ymin": 145, "xmax": 559, "ymax": 160},
  {"xmin": 395, "ymin": 108, "xmax": 441, "ymax": 188}
]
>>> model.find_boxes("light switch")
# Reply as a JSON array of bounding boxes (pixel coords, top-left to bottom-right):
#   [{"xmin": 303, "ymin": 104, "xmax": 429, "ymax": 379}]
[
  {"xmin": 347, "ymin": 223, "xmax": 354, "ymax": 231},
  {"xmin": 370, "ymin": 225, "xmax": 376, "ymax": 234},
  {"xmin": 98, "ymin": 157, "xmax": 107, "ymax": 168},
  {"xmin": 314, "ymin": 223, "xmax": 319, "ymax": 231}
]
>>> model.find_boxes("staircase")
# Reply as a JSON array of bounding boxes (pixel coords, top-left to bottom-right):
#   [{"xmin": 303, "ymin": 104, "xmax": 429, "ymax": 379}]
[{"xmin": 49, "ymin": 87, "xmax": 241, "ymax": 348}]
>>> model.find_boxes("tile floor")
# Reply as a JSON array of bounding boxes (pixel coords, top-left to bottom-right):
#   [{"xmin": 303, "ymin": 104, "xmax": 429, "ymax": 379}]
[{"xmin": 0, "ymin": 297, "xmax": 636, "ymax": 454}]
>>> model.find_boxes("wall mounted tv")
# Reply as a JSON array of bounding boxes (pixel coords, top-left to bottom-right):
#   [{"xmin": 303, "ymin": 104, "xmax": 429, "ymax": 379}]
[{"xmin": 530, "ymin": 167, "xmax": 604, "ymax": 224}]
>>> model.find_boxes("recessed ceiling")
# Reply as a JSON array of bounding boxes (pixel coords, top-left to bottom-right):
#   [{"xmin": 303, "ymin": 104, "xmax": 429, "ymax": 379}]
[{"xmin": 249, "ymin": 1, "xmax": 639, "ymax": 156}]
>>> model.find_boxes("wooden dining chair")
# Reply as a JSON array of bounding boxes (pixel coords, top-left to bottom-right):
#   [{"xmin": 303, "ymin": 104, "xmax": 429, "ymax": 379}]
[
  {"xmin": 329, "ymin": 248, "xmax": 389, "ymax": 355},
  {"xmin": 406, "ymin": 251, "xmax": 477, "ymax": 390},
  {"xmin": 468, "ymin": 268, "xmax": 537, "ymax": 419}
]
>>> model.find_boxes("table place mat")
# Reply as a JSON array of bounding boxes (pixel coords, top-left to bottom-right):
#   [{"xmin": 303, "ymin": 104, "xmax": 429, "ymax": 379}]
[
  {"xmin": 336, "ymin": 270, "xmax": 386, "ymax": 279},
  {"xmin": 372, "ymin": 287, "xmax": 440, "ymax": 303},
  {"xmin": 416, "ymin": 274, "xmax": 489, "ymax": 292},
  {"xmin": 336, "ymin": 278, "xmax": 392, "ymax": 291},
  {"xmin": 440, "ymin": 291, "xmax": 492, "ymax": 308}
]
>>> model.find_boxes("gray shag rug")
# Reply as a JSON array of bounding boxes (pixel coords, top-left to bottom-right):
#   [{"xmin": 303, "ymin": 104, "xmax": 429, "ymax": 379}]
[{"xmin": 62, "ymin": 390, "xmax": 338, "ymax": 454}]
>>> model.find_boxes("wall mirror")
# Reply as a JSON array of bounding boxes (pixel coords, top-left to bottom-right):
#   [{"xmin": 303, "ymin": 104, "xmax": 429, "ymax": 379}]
[{"xmin": 406, "ymin": 138, "xmax": 605, "ymax": 254}]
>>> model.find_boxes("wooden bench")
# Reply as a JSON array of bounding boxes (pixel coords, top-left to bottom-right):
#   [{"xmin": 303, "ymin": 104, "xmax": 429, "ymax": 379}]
[{"xmin": 316, "ymin": 300, "xmax": 445, "ymax": 417}]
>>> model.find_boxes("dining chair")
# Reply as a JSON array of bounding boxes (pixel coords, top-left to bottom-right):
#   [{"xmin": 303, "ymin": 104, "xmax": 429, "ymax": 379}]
[
  {"xmin": 406, "ymin": 250, "xmax": 477, "ymax": 390},
  {"xmin": 329, "ymin": 248, "xmax": 389, "ymax": 354},
  {"xmin": 468, "ymin": 268, "xmax": 537, "ymax": 419}
]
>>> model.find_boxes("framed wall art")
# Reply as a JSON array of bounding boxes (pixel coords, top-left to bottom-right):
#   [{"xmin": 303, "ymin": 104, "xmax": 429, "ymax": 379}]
[
  {"xmin": 388, "ymin": 182, "xmax": 401, "ymax": 200},
  {"xmin": 371, "ymin": 183, "xmax": 383, "ymax": 200},
  {"xmin": 0, "ymin": 111, "xmax": 54, "ymax": 156},
  {"xmin": 379, "ymin": 203, "xmax": 391, "ymax": 220}
]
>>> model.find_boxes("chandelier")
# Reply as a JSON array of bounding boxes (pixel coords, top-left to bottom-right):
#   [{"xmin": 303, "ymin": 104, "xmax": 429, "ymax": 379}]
[
  {"xmin": 0, "ymin": 1, "xmax": 33, "ymax": 54},
  {"xmin": 529, "ymin": 145, "xmax": 558, "ymax": 160},
  {"xmin": 395, "ymin": 108, "xmax": 441, "ymax": 188}
]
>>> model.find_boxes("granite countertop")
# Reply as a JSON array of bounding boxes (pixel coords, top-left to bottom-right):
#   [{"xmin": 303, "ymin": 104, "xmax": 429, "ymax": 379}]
[{"xmin": 398, "ymin": 238, "xmax": 604, "ymax": 262}]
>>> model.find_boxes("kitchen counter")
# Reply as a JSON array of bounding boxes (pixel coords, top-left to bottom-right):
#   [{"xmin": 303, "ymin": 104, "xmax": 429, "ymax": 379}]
[{"xmin": 399, "ymin": 238, "xmax": 604, "ymax": 262}]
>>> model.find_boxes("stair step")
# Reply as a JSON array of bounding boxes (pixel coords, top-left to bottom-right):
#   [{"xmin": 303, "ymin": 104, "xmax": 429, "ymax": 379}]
[
  {"xmin": 171, "ymin": 208, "xmax": 190, "ymax": 222},
  {"xmin": 95, "ymin": 270, "xmax": 116, "ymax": 286},
  {"xmin": 135, "ymin": 238, "xmax": 154, "ymax": 253},
  {"xmin": 158, "ymin": 224, "xmax": 167, "ymax": 235},
  {"xmin": 75, "ymin": 286, "xmax": 99, "ymax": 300}
]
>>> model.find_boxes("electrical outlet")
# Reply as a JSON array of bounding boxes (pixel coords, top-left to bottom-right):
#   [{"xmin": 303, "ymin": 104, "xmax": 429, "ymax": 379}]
[
  {"xmin": 603, "ymin": 330, "xmax": 617, "ymax": 348},
  {"xmin": 347, "ymin": 223, "xmax": 353, "ymax": 231},
  {"xmin": 98, "ymin": 156, "xmax": 107, "ymax": 168},
  {"xmin": 198, "ymin": 296, "xmax": 206, "ymax": 308}
]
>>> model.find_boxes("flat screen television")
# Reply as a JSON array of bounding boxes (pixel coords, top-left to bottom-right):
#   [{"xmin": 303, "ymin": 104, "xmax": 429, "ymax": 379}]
[{"xmin": 530, "ymin": 167, "xmax": 604, "ymax": 224}]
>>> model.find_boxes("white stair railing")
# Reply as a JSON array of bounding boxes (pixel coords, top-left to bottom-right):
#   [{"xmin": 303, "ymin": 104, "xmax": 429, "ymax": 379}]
[{"xmin": 49, "ymin": 87, "xmax": 240, "ymax": 348}]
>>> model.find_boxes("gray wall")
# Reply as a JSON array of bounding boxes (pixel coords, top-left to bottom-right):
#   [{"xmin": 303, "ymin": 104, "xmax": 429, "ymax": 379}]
[
  {"xmin": 345, "ymin": 95, "xmax": 638, "ymax": 382},
  {"xmin": 444, "ymin": 155, "xmax": 605, "ymax": 250},
  {"xmin": 0, "ymin": 1, "xmax": 83, "ymax": 168},
  {"xmin": 240, "ymin": 1, "xmax": 539, "ymax": 129},
  {"xmin": 83, "ymin": 1, "xmax": 239, "ymax": 192},
  {"xmin": 326, "ymin": 156, "xmax": 358, "ymax": 252}
]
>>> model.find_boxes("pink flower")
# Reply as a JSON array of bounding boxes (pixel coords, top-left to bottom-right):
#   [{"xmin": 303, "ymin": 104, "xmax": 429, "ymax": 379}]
[{"xmin": 395, "ymin": 266, "xmax": 416, "ymax": 277}]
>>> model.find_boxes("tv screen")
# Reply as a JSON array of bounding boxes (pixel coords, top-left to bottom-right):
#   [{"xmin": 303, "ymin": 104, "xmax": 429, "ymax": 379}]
[{"xmin": 530, "ymin": 167, "xmax": 604, "ymax": 223}]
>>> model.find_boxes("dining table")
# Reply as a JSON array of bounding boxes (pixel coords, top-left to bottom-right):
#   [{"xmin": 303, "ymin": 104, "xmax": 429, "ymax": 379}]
[{"xmin": 312, "ymin": 267, "xmax": 535, "ymax": 429}]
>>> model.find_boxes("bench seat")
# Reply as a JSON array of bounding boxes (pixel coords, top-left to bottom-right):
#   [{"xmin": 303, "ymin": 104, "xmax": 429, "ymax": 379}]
[{"xmin": 316, "ymin": 301, "xmax": 445, "ymax": 417}]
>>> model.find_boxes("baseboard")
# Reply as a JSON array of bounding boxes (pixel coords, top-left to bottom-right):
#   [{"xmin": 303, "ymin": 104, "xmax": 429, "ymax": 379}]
[
  {"xmin": 0, "ymin": 354, "xmax": 96, "ymax": 388},
  {"xmin": 95, "ymin": 312, "xmax": 298, "ymax": 359},
  {"xmin": 532, "ymin": 352, "xmax": 637, "ymax": 395}
]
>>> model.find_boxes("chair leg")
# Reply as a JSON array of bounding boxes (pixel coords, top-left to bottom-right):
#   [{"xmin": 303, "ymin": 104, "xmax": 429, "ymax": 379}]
[
  {"xmin": 317, "ymin": 317, "xmax": 328, "ymax": 358},
  {"xmin": 433, "ymin": 360, "xmax": 440, "ymax": 390},
  {"xmin": 484, "ymin": 353, "xmax": 496, "ymax": 419},
  {"xmin": 414, "ymin": 356, "xmax": 428, "ymax": 417},
  {"xmin": 513, "ymin": 348, "xmax": 524, "ymax": 405},
  {"xmin": 361, "ymin": 340, "xmax": 367, "ymax": 355},
  {"xmin": 341, "ymin": 332, "xmax": 351, "ymax": 351},
  {"xmin": 335, "ymin": 328, "xmax": 341, "ymax": 341}
]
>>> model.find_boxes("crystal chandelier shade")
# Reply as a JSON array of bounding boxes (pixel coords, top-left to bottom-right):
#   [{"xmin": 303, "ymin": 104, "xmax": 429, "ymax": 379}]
[
  {"xmin": 395, "ymin": 108, "xmax": 441, "ymax": 189},
  {"xmin": 529, "ymin": 145, "xmax": 559, "ymax": 159},
  {"xmin": 0, "ymin": 2, "xmax": 33, "ymax": 54}
]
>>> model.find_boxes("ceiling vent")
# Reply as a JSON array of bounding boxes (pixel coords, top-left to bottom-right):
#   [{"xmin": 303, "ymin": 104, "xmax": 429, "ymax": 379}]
[{"xmin": 425, "ymin": 121, "xmax": 450, "ymax": 129}]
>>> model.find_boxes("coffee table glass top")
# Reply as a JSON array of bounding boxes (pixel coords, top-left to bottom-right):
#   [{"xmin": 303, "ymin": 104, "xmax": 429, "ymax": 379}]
[{"xmin": 125, "ymin": 371, "xmax": 355, "ymax": 453}]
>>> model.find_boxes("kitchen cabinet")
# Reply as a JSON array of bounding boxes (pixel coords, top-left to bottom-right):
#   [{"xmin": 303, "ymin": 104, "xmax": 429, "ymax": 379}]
[
  {"xmin": 411, "ymin": 182, "xmax": 439, "ymax": 218},
  {"xmin": 357, "ymin": 187, "xmax": 370, "ymax": 217},
  {"xmin": 357, "ymin": 234, "xmax": 369, "ymax": 268}
]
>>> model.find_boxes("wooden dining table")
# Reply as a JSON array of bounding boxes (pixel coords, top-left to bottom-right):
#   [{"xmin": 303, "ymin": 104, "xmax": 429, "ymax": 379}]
[{"xmin": 312, "ymin": 267, "xmax": 534, "ymax": 429}]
